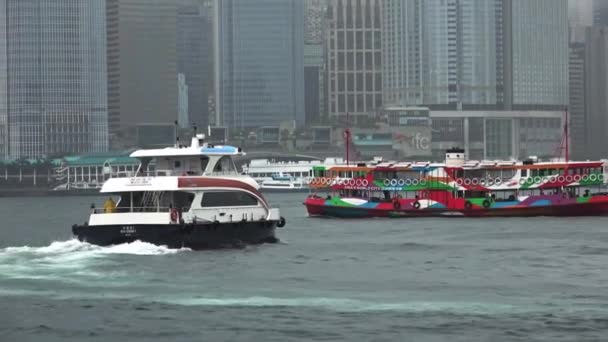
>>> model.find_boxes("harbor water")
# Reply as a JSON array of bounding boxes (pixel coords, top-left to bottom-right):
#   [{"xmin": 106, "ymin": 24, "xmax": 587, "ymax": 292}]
[{"xmin": 1, "ymin": 193, "xmax": 608, "ymax": 341}]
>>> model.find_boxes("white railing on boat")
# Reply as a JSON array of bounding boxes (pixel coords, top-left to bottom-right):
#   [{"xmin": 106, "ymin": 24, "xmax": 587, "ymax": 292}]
[
  {"xmin": 91, "ymin": 206, "xmax": 175, "ymax": 214},
  {"xmin": 130, "ymin": 170, "xmax": 241, "ymax": 177}
]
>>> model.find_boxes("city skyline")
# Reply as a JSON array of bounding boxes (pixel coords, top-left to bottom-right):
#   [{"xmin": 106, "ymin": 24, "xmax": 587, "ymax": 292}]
[{"xmin": 0, "ymin": 0, "xmax": 605, "ymax": 160}]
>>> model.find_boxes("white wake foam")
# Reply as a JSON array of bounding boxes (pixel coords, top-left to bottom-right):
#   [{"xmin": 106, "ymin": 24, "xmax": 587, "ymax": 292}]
[
  {"xmin": 0, "ymin": 239, "xmax": 191, "ymax": 281},
  {"xmin": 163, "ymin": 296, "xmax": 522, "ymax": 315},
  {"xmin": 1, "ymin": 239, "xmax": 190, "ymax": 257}
]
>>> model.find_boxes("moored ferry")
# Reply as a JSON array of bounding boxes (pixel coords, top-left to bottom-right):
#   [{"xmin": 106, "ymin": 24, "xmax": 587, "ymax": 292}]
[
  {"xmin": 305, "ymin": 148, "xmax": 608, "ymax": 218},
  {"xmin": 241, "ymin": 157, "xmax": 345, "ymax": 192},
  {"xmin": 72, "ymin": 134, "xmax": 286, "ymax": 249}
]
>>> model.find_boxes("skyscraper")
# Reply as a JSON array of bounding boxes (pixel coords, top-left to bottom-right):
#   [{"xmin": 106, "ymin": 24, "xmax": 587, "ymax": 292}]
[
  {"xmin": 568, "ymin": 41, "xmax": 586, "ymax": 158},
  {"xmin": 383, "ymin": 0, "xmax": 497, "ymax": 107},
  {"xmin": 0, "ymin": 0, "xmax": 108, "ymax": 159},
  {"xmin": 383, "ymin": 0, "xmax": 568, "ymax": 110},
  {"xmin": 106, "ymin": 0, "xmax": 178, "ymax": 140},
  {"xmin": 582, "ymin": 27, "xmax": 608, "ymax": 159},
  {"xmin": 326, "ymin": 0, "xmax": 383, "ymax": 121},
  {"xmin": 568, "ymin": 0, "xmax": 594, "ymax": 27},
  {"xmin": 214, "ymin": 0, "xmax": 305, "ymax": 129},
  {"xmin": 505, "ymin": 0, "xmax": 569, "ymax": 109},
  {"xmin": 305, "ymin": 0, "xmax": 328, "ymax": 44},
  {"xmin": 177, "ymin": 1, "xmax": 212, "ymax": 129},
  {"xmin": 304, "ymin": 0, "xmax": 327, "ymax": 125},
  {"xmin": 594, "ymin": 0, "xmax": 608, "ymax": 25}
]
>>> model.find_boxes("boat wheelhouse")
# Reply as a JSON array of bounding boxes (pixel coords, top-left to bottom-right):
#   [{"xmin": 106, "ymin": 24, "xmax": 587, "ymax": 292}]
[
  {"xmin": 305, "ymin": 148, "xmax": 608, "ymax": 218},
  {"xmin": 72, "ymin": 134, "xmax": 285, "ymax": 249}
]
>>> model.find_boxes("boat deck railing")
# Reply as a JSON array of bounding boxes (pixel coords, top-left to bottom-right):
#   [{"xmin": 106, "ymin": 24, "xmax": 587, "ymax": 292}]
[
  {"xmin": 91, "ymin": 206, "xmax": 173, "ymax": 214},
  {"xmin": 129, "ymin": 170, "xmax": 241, "ymax": 177}
]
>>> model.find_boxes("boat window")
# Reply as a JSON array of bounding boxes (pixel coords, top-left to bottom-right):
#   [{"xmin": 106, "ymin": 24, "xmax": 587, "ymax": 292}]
[
  {"xmin": 501, "ymin": 169, "xmax": 516, "ymax": 179},
  {"xmin": 173, "ymin": 191, "xmax": 195, "ymax": 211},
  {"xmin": 464, "ymin": 170, "xmax": 484, "ymax": 179},
  {"xmin": 200, "ymin": 157, "xmax": 209, "ymax": 172},
  {"xmin": 201, "ymin": 191, "xmax": 259, "ymax": 207},
  {"xmin": 214, "ymin": 156, "xmax": 236, "ymax": 173},
  {"xmin": 174, "ymin": 160, "xmax": 182, "ymax": 168},
  {"xmin": 116, "ymin": 192, "xmax": 132, "ymax": 211},
  {"xmin": 396, "ymin": 171, "xmax": 419, "ymax": 179}
]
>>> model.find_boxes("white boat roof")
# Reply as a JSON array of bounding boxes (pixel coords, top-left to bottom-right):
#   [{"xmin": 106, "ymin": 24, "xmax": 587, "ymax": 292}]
[
  {"xmin": 130, "ymin": 145, "xmax": 243, "ymax": 158},
  {"xmin": 101, "ymin": 176, "xmax": 259, "ymax": 193}
]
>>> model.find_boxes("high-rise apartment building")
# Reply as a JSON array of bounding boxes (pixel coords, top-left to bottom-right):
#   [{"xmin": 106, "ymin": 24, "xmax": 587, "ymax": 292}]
[
  {"xmin": 106, "ymin": 0, "xmax": 178, "ymax": 139},
  {"xmin": 214, "ymin": 0, "xmax": 305, "ymax": 129},
  {"xmin": 326, "ymin": 0, "xmax": 383, "ymax": 121},
  {"xmin": 0, "ymin": 0, "xmax": 108, "ymax": 159}
]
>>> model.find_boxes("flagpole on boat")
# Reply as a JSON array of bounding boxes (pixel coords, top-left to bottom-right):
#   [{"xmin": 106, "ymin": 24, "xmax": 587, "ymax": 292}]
[{"xmin": 344, "ymin": 112, "xmax": 350, "ymax": 166}]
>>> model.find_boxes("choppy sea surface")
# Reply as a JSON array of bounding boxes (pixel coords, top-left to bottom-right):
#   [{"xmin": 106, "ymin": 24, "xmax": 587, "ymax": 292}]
[{"xmin": 1, "ymin": 193, "xmax": 608, "ymax": 341}]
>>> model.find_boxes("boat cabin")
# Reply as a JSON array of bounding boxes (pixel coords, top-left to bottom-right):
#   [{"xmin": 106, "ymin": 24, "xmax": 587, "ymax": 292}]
[
  {"xmin": 130, "ymin": 134, "xmax": 243, "ymax": 177},
  {"xmin": 85, "ymin": 134, "xmax": 281, "ymax": 226}
]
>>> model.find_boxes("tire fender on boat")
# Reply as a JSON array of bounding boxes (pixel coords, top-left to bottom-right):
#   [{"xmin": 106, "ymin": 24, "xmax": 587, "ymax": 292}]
[
  {"xmin": 277, "ymin": 216, "xmax": 286, "ymax": 228},
  {"xmin": 393, "ymin": 200, "xmax": 401, "ymax": 210},
  {"xmin": 465, "ymin": 201, "xmax": 473, "ymax": 210},
  {"xmin": 413, "ymin": 201, "xmax": 421, "ymax": 209},
  {"xmin": 482, "ymin": 200, "xmax": 491, "ymax": 209}
]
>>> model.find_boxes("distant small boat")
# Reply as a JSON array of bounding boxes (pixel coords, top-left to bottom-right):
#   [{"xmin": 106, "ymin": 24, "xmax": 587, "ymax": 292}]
[
  {"xmin": 260, "ymin": 173, "xmax": 306, "ymax": 192},
  {"xmin": 241, "ymin": 157, "xmax": 345, "ymax": 192}
]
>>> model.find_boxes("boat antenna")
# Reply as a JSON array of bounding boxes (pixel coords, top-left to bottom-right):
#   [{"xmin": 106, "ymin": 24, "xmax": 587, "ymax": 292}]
[
  {"xmin": 565, "ymin": 106, "xmax": 569, "ymax": 164},
  {"xmin": 554, "ymin": 106, "xmax": 570, "ymax": 167},
  {"xmin": 193, "ymin": 123, "xmax": 197, "ymax": 136},
  {"xmin": 174, "ymin": 120, "xmax": 179, "ymax": 147}
]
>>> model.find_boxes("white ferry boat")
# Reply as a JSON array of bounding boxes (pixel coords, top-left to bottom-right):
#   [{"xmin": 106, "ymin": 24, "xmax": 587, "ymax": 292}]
[
  {"xmin": 72, "ymin": 134, "xmax": 286, "ymax": 249},
  {"xmin": 242, "ymin": 157, "xmax": 344, "ymax": 192}
]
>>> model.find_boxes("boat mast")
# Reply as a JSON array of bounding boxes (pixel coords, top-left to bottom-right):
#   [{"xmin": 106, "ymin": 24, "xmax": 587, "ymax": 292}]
[
  {"xmin": 555, "ymin": 107, "xmax": 570, "ymax": 166},
  {"xmin": 344, "ymin": 112, "xmax": 351, "ymax": 165},
  {"xmin": 564, "ymin": 107, "xmax": 569, "ymax": 163}
]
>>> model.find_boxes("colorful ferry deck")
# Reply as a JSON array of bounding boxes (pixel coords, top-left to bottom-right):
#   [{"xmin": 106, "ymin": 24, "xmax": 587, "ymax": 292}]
[{"xmin": 304, "ymin": 149, "xmax": 608, "ymax": 218}]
